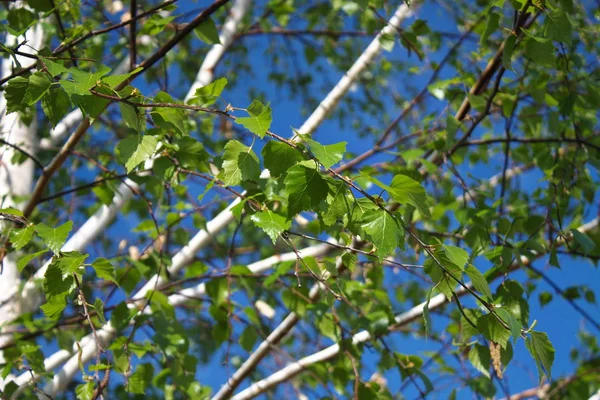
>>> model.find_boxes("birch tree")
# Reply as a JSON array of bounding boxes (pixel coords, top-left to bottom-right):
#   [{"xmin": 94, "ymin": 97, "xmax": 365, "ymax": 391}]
[{"xmin": 0, "ymin": 0, "xmax": 599, "ymax": 399}]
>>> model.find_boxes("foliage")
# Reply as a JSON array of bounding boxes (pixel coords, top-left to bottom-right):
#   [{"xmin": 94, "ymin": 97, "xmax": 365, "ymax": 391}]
[{"xmin": 0, "ymin": 0, "xmax": 599, "ymax": 399}]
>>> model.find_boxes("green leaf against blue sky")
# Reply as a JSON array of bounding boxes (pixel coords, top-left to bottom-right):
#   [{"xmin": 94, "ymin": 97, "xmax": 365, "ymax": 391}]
[
  {"xmin": 117, "ymin": 134, "xmax": 158, "ymax": 173},
  {"xmin": 189, "ymin": 77, "xmax": 228, "ymax": 106},
  {"xmin": 477, "ymin": 313, "xmax": 511, "ymax": 349},
  {"xmin": 219, "ymin": 139, "xmax": 260, "ymax": 186},
  {"xmin": 468, "ymin": 344, "xmax": 491, "ymax": 378},
  {"xmin": 235, "ymin": 100, "xmax": 272, "ymax": 138},
  {"xmin": 194, "ymin": 17, "xmax": 221, "ymax": 44},
  {"xmin": 262, "ymin": 141, "xmax": 305, "ymax": 177},
  {"xmin": 54, "ymin": 251, "xmax": 88, "ymax": 274},
  {"xmin": 526, "ymin": 331, "xmax": 555, "ymax": 384},
  {"xmin": 150, "ymin": 92, "xmax": 186, "ymax": 136},
  {"xmin": 361, "ymin": 209, "xmax": 404, "ymax": 258},
  {"xmin": 251, "ymin": 210, "xmax": 290, "ymax": 243},
  {"xmin": 119, "ymin": 103, "xmax": 145, "ymax": 133},
  {"xmin": 300, "ymin": 134, "xmax": 347, "ymax": 168},
  {"xmin": 362, "ymin": 173, "xmax": 431, "ymax": 218},
  {"xmin": 284, "ymin": 163, "xmax": 329, "ymax": 217},
  {"xmin": 571, "ymin": 229, "xmax": 596, "ymax": 255},
  {"xmin": 91, "ymin": 258, "xmax": 118, "ymax": 284},
  {"xmin": 389, "ymin": 174, "xmax": 431, "ymax": 218},
  {"xmin": 465, "ymin": 264, "xmax": 492, "ymax": 300}
]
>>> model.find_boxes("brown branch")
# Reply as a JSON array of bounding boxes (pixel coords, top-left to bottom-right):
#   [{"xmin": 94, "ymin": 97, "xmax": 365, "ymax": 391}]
[
  {"xmin": 37, "ymin": 173, "xmax": 133, "ymax": 203},
  {"xmin": 239, "ymin": 28, "xmax": 372, "ymax": 38},
  {"xmin": 455, "ymin": 2, "xmax": 535, "ymax": 121},
  {"xmin": 0, "ymin": 138, "xmax": 44, "ymax": 169}
]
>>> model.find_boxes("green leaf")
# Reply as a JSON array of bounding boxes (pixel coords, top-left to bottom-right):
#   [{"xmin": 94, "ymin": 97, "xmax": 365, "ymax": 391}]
[
  {"xmin": 239, "ymin": 326, "xmax": 258, "ymax": 352},
  {"xmin": 128, "ymin": 363, "xmax": 154, "ymax": 394},
  {"xmin": 424, "ymin": 250, "xmax": 463, "ymax": 301},
  {"xmin": 525, "ymin": 331, "xmax": 555, "ymax": 384},
  {"xmin": 40, "ymin": 294, "xmax": 67, "ymax": 320},
  {"xmin": 235, "ymin": 100, "xmax": 272, "ymax": 138},
  {"xmin": 119, "ymin": 102, "xmax": 145, "ymax": 133},
  {"xmin": 75, "ymin": 382, "xmax": 94, "ymax": 400},
  {"xmin": 175, "ymin": 137, "xmax": 208, "ymax": 169},
  {"xmin": 369, "ymin": 174, "xmax": 432, "ymax": 218},
  {"xmin": 0, "ymin": 207, "xmax": 24, "ymax": 218},
  {"xmin": 91, "ymin": 258, "xmax": 118, "ymax": 284},
  {"xmin": 195, "ymin": 17, "xmax": 220, "ymax": 44},
  {"xmin": 40, "ymin": 57, "xmax": 68, "ymax": 77},
  {"xmin": 468, "ymin": 344, "xmax": 491, "ymax": 378},
  {"xmin": 251, "ymin": 210, "xmax": 290, "ymax": 243},
  {"xmin": 101, "ymin": 67, "xmax": 142, "ymax": 88},
  {"xmin": 7, "ymin": 8, "xmax": 36, "ymax": 36},
  {"xmin": 29, "ymin": 0, "xmax": 53, "ymax": 12},
  {"xmin": 4, "ymin": 77, "xmax": 30, "ymax": 114},
  {"xmin": 35, "ymin": 221, "xmax": 72, "ymax": 253},
  {"xmin": 206, "ymin": 278, "xmax": 227, "ymax": 306},
  {"xmin": 477, "ymin": 314, "xmax": 511, "ymax": 349},
  {"xmin": 480, "ymin": 12, "xmax": 500, "ymax": 45},
  {"xmin": 549, "ymin": 244, "xmax": 560, "ymax": 268},
  {"xmin": 502, "ymin": 35, "xmax": 516, "ymax": 70},
  {"xmin": 219, "ymin": 140, "xmax": 260, "ymax": 186},
  {"xmin": 150, "ymin": 92, "xmax": 186, "ymax": 136},
  {"xmin": 378, "ymin": 33, "xmax": 395, "ymax": 52},
  {"xmin": 301, "ymin": 135, "xmax": 347, "ymax": 168},
  {"xmin": 423, "ymin": 287, "xmax": 434, "ymax": 336},
  {"xmin": 571, "ymin": 229, "xmax": 595, "ymax": 255},
  {"xmin": 24, "ymin": 72, "xmax": 52, "ymax": 106},
  {"xmin": 322, "ymin": 182, "xmax": 352, "ymax": 226},
  {"xmin": 44, "ymin": 261, "xmax": 75, "ymax": 295},
  {"xmin": 284, "ymin": 164, "xmax": 329, "ymax": 217},
  {"xmin": 54, "ymin": 251, "xmax": 88, "ymax": 274},
  {"xmin": 465, "ymin": 264, "xmax": 492, "ymax": 300},
  {"xmin": 93, "ymin": 298, "xmax": 106, "ymax": 324},
  {"xmin": 495, "ymin": 308, "xmax": 521, "ymax": 344},
  {"xmin": 42, "ymin": 87, "xmax": 71, "ymax": 127},
  {"xmin": 262, "ymin": 141, "xmax": 305, "ymax": 177},
  {"xmin": 442, "ymin": 245, "xmax": 469, "ymax": 270},
  {"xmin": 17, "ymin": 249, "xmax": 46, "ymax": 272},
  {"xmin": 526, "ymin": 39, "xmax": 555, "ymax": 67},
  {"xmin": 362, "ymin": 209, "xmax": 404, "ymax": 258},
  {"xmin": 75, "ymin": 86, "xmax": 110, "ymax": 119},
  {"xmin": 61, "ymin": 66, "xmax": 111, "ymax": 96},
  {"xmin": 539, "ymin": 291, "xmax": 553, "ymax": 307},
  {"xmin": 10, "ymin": 225, "xmax": 35, "ymax": 250},
  {"xmin": 189, "ymin": 77, "xmax": 227, "ymax": 106},
  {"xmin": 117, "ymin": 135, "xmax": 158, "ymax": 173}
]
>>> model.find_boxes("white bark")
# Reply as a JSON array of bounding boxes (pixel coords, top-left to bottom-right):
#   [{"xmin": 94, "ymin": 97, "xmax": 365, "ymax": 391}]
[
  {"xmin": 294, "ymin": 3, "xmax": 413, "ymax": 138},
  {"xmin": 0, "ymin": 15, "xmax": 44, "ymax": 372},
  {"xmin": 231, "ymin": 218, "xmax": 600, "ymax": 399}
]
